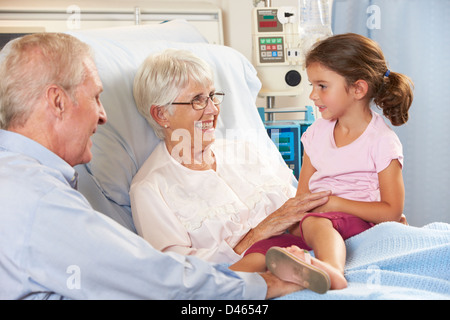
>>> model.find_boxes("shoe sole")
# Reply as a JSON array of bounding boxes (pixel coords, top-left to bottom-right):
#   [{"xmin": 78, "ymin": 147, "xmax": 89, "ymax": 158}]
[{"xmin": 265, "ymin": 247, "xmax": 331, "ymax": 294}]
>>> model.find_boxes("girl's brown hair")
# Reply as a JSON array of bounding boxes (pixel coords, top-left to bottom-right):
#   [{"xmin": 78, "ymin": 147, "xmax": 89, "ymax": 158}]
[{"xmin": 305, "ymin": 33, "xmax": 413, "ymax": 126}]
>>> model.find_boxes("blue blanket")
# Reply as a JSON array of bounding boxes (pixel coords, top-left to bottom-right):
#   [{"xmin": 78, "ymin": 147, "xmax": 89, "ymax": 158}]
[{"xmin": 278, "ymin": 222, "xmax": 450, "ymax": 300}]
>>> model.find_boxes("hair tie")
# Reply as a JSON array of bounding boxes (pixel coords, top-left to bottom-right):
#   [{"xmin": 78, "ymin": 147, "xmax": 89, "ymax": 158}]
[{"xmin": 384, "ymin": 69, "xmax": 391, "ymax": 77}]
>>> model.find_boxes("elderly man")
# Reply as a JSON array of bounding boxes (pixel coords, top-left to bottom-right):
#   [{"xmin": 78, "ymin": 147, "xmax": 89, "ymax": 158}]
[{"xmin": 0, "ymin": 33, "xmax": 332, "ymax": 300}]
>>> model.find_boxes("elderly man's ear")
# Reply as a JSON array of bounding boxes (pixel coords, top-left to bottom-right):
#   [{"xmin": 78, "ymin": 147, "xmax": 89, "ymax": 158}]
[
  {"xmin": 150, "ymin": 105, "xmax": 170, "ymax": 129},
  {"xmin": 46, "ymin": 85, "xmax": 70, "ymax": 119}
]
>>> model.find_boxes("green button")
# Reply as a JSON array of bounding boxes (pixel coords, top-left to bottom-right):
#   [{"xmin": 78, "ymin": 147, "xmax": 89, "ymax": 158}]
[
  {"xmin": 276, "ymin": 38, "xmax": 282, "ymax": 44},
  {"xmin": 260, "ymin": 38, "xmax": 266, "ymax": 44},
  {"xmin": 271, "ymin": 38, "xmax": 277, "ymax": 44}
]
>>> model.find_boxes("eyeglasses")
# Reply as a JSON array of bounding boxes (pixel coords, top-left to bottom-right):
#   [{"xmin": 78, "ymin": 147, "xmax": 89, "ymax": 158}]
[{"xmin": 171, "ymin": 92, "xmax": 225, "ymax": 110}]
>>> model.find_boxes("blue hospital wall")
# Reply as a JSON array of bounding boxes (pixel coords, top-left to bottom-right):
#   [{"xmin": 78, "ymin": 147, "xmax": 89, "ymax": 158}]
[{"xmin": 332, "ymin": 0, "xmax": 450, "ymax": 226}]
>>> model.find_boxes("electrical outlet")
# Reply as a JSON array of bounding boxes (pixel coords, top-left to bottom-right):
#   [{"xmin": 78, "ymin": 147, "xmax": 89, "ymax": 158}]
[{"xmin": 287, "ymin": 48, "xmax": 302, "ymax": 59}]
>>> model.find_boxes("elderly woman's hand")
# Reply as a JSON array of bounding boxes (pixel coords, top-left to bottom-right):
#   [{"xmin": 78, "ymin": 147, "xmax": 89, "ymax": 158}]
[
  {"xmin": 233, "ymin": 191, "xmax": 331, "ymax": 255},
  {"xmin": 256, "ymin": 191, "xmax": 331, "ymax": 237}
]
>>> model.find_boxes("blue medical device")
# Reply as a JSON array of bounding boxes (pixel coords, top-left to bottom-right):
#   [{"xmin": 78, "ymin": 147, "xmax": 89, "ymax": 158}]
[{"xmin": 258, "ymin": 106, "xmax": 315, "ymax": 179}]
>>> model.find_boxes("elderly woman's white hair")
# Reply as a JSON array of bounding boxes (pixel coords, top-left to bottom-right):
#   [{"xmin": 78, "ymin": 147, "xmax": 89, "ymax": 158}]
[
  {"xmin": 0, "ymin": 33, "xmax": 93, "ymax": 129},
  {"xmin": 133, "ymin": 48, "xmax": 214, "ymax": 139}
]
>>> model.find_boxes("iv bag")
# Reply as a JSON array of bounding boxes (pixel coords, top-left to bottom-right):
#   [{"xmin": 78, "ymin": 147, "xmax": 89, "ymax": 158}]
[{"xmin": 298, "ymin": 0, "xmax": 333, "ymax": 53}]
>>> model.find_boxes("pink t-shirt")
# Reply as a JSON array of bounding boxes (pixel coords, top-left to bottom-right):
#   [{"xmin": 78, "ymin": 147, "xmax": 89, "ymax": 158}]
[{"xmin": 301, "ymin": 110, "xmax": 403, "ymax": 202}]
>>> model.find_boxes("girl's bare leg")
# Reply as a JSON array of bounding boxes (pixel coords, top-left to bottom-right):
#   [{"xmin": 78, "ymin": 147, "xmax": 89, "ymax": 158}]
[
  {"xmin": 229, "ymin": 253, "xmax": 266, "ymax": 272},
  {"xmin": 301, "ymin": 216, "xmax": 348, "ymax": 289}
]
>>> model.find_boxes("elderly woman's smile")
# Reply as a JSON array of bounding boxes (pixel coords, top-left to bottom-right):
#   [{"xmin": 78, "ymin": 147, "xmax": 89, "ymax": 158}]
[{"xmin": 195, "ymin": 119, "xmax": 214, "ymax": 131}]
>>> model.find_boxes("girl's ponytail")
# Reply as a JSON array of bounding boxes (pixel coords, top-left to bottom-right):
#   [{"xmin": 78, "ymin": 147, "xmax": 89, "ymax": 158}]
[{"xmin": 374, "ymin": 70, "xmax": 414, "ymax": 126}]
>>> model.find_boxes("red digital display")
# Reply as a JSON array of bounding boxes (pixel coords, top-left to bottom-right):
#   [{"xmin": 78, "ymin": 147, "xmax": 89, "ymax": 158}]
[{"xmin": 259, "ymin": 21, "xmax": 277, "ymax": 28}]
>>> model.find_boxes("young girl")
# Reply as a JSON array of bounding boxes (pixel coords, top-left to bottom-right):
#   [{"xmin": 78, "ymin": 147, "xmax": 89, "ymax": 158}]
[{"xmin": 230, "ymin": 33, "xmax": 414, "ymax": 293}]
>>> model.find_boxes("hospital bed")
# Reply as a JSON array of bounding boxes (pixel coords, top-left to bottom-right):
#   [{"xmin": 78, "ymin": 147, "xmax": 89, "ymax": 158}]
[{"xmin": 71, "ymin": 20, "xmax": 450, "ymax": 300}]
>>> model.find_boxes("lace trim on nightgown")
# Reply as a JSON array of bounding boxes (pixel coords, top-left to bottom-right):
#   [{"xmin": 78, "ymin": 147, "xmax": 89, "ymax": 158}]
[{"xmin": 170, "ymin": 178, "xmax": 291, "ymax": 232}]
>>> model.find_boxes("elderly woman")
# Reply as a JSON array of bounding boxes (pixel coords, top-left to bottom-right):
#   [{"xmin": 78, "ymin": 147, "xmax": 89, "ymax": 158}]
[{"xmin": 130, "ymin": 49, "xmax": 329, "ymax": 269}]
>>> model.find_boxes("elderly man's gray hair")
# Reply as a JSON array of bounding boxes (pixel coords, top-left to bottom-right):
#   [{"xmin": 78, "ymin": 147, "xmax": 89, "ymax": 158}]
[{"xmin": 0, "ymin": 33, "xmax": 93, "ymax": 129}]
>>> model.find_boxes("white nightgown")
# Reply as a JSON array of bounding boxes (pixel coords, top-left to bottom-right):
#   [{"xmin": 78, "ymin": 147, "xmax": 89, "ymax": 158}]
[{"xmin": 130, "ymin": 139, "xmax": 296, "ymax": 264}]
